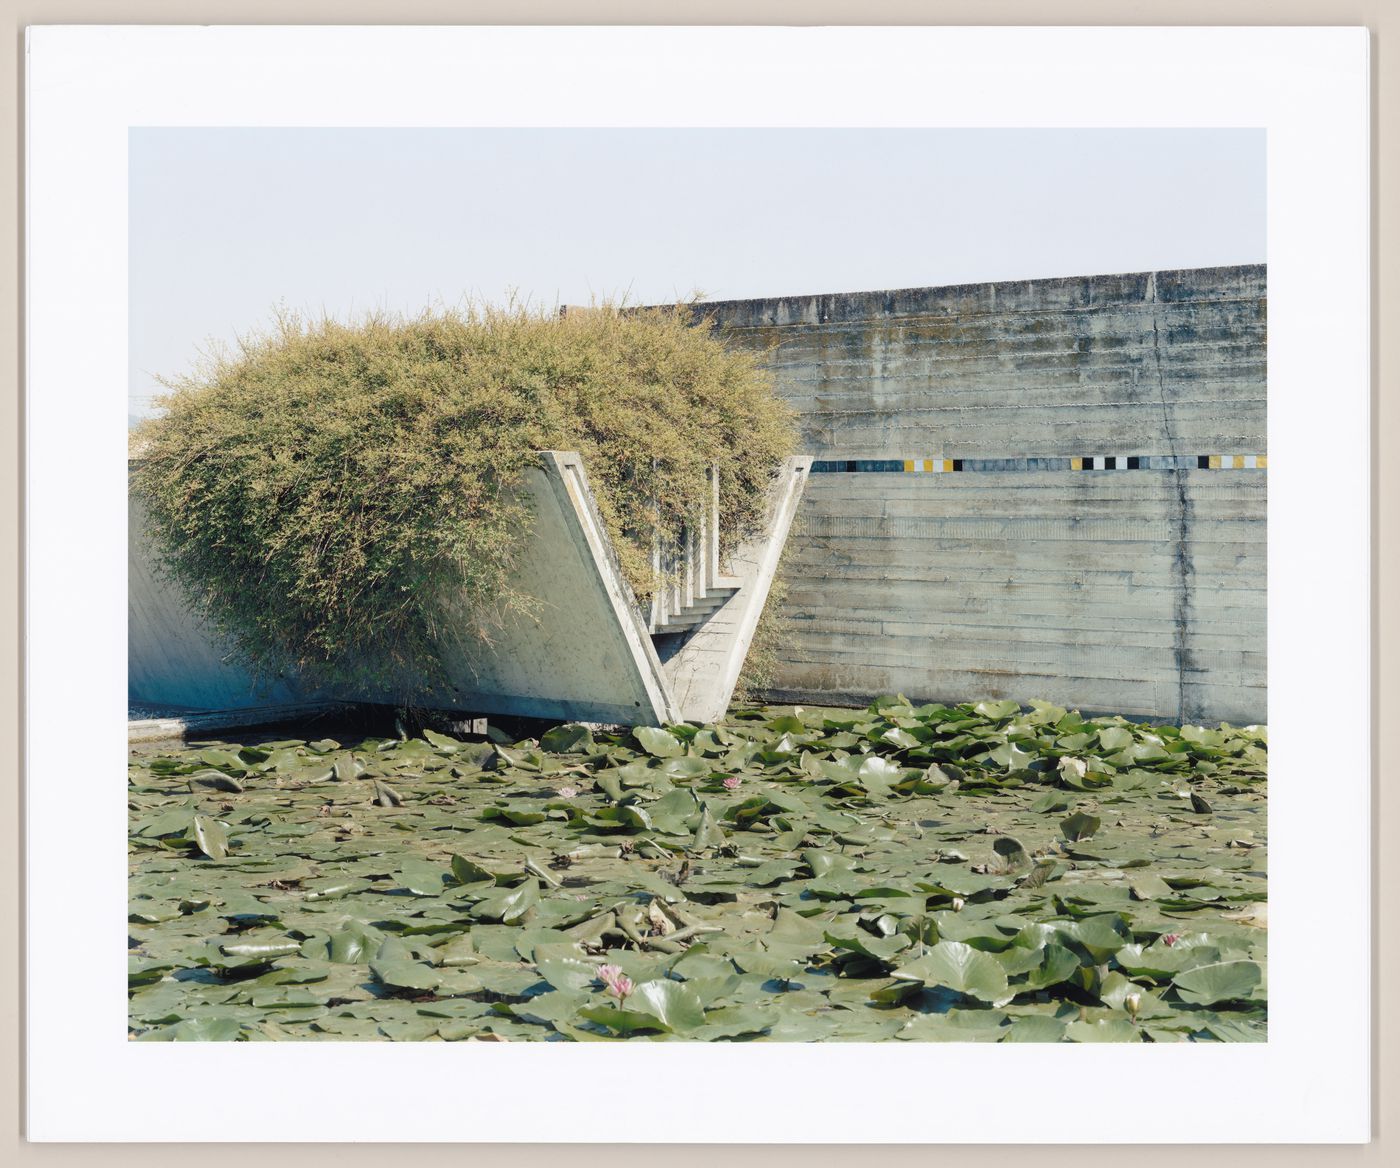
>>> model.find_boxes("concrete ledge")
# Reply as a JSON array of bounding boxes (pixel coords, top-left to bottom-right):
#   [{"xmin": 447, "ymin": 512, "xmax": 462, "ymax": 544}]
[
  {"xmin": 127, "ymin": 701, "xmax": 347, "ymax": 744},
  {"xmin": 689, "ymin": 265, "xmax": 1267, "ymax": 330}
]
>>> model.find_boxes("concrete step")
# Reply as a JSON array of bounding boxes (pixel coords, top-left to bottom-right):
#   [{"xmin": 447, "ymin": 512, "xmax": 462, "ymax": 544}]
[
  {"xmin": 682, "ymin": 586, "xmax": 739, "ymax": 611},
  {"xmin": 653, "ymin": 585, "xmax": 741, "ymax": 633}
]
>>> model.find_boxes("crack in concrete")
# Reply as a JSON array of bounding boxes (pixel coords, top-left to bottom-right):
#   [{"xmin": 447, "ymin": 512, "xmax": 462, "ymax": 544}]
[{"xmin": 1147, "ymin": 272, "xmax": 1197, "ymax": 726}]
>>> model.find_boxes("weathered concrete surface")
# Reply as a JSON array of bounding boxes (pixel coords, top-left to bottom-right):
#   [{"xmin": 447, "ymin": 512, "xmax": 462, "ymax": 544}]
[
  {"xmin": 129, "ymin": 452, "xmax": 810, "ymax": 727},
  {"xmin": 694, "ymin": 265, "xmax": 1267, "ymax": 724},
  {"xmin": 350, "ymin": 451, "xmax": 682, "ymax": 725},
  {"xmin": 127, "ymin": 702, "xmax": 346, "ymax": 744},
  {"xmin": 129, "ymin": 492, "xmax": 309, "ymax": 712},
  {"xmin": 662, "ymin": 456, "xmax": 812, "ymax": 723},
  {"xmin": 130, "ymin": 454, "xmax": 681, "ymax": 726}
]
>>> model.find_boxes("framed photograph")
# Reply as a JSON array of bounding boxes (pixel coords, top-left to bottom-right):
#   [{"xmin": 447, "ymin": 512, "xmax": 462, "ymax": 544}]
[{"xmin": 24, "ymin": 24, "xmax": 1370, "ymax": 1143}]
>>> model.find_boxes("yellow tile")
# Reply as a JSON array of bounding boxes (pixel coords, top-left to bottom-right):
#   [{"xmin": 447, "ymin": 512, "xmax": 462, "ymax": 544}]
[
  {"xmin": 903, "ymin": 459, "xmax": 914, "ymax": 472},
  {"xmin": 1209, "ymin": 454, "xmax": 1221, "ymax": 469},
  {"xmin": 1071, "ymin": 457, "xmax": 1082, "ymax": 470},
  {"xmin": 1234, "ymin": 455, "xmax": 1245, "ymax": 469},
  {"xmin": 942, "ymin": 459, "xmax": 953, "ymax": 473},
  {"xmin": 1258, "ymin": 455, "xmax": 1268, "ymax": 468},
  {"xmin": 922, "ymin": 459, "xmax": 933, "ymax": 473}
]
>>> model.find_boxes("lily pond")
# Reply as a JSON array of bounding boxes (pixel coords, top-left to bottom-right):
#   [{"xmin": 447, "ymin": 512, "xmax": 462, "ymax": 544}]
[{"xmin": 129, "ymin": 698, "xmax": 1267, "ymax": 1043}]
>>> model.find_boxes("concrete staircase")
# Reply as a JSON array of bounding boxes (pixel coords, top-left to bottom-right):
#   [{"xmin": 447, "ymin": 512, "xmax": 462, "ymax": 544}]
[
  {"xmin": 655, "ymin": 455, "xmax": 811, "ymax": 723},
  {"xmin": 648, "ymin": 467, "xmax": 741, "ymax": 636},
  {"xmin": 652, "ymin": 584, "xmax": 740, "ymax": 634}
]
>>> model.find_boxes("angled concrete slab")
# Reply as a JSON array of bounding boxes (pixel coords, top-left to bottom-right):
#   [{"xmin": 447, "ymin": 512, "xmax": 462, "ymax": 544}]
[{"xmin": 351, "ymin": 451, "xmax": 681, "ymax": 725}]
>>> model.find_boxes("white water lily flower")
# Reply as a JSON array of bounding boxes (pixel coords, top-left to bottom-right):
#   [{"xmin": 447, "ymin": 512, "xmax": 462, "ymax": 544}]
[{"xmin": 1058, "ymin": 756, "xmax": 1088, "ymax": 781}]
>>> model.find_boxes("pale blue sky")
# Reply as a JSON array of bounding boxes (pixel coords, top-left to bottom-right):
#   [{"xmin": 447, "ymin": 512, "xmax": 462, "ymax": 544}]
[{"xmin": 129, "ymin": 128, "xmax": 1265, "ymax": 418}]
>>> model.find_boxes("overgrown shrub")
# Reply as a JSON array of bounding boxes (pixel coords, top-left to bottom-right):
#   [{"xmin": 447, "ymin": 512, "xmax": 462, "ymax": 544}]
[{"xmin": 132, "ymin": 304, "xmax": 797, "ymax": 696}]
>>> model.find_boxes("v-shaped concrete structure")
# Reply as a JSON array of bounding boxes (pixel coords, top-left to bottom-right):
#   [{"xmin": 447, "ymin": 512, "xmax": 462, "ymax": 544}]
[{"xmin": 128, "ymin": 453, "xmax": 810, "ymax": 730}]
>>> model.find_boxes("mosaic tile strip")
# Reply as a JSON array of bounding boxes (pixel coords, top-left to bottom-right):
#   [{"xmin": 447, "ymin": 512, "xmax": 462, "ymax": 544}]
[{"xmin": 809, "ymin": 454, "xmax": 1268, "ymax": 473}]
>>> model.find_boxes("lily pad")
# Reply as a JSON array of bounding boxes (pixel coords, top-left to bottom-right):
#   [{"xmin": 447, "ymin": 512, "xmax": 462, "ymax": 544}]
[
  {"xmin": 542, "ymin": 724, "xmax": 595, "ymax": 753},
  {"xmin": 1172, "ymin": 960, "xmax": 1262, "ymax": 1005},
  {"xmin": 627, "ymin": 978, "xmax": 707, "ymax": 1032},
  {"xmin": 634, "ymin": 727, "xmax": 684, "ymax": 758},
  {"xmin": 191, "ymin": 814, "xmax": 228, "ymax": 860},
  {"xmin": 892, "ymin": 941, "xmax": 1010, "ymax": 1003},
  {"xmin": 1059, "ymin": 811, "xmax": 1101, "ymax": 842},
  {"xmin": 370, "ymin": 958, "xmax": 443, "ymax": 993},
  {"xmin": 128, "ymin": 701, "xmax": 1267, "ymax": 1042}
]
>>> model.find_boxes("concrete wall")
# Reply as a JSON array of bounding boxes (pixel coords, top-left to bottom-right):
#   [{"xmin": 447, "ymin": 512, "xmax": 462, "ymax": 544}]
[
  {"xmin": 695, "ymin": 265, "xmax": 1266, "ymax": 725},
  {"xmin": 129, "ymin": 492, "xmax": 306, "ymax": 712},
  {"xmin": 130, "ymin": 455, "xmax": 679, "ymax": 725},
  {"xmin": 129, "ymin": 453, "xmax": 812, "ymax": 727}
]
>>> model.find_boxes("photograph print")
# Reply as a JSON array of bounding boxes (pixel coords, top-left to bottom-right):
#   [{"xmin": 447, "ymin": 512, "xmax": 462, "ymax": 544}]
[{"xmin": 125, "ymin": 126, "xmax": 1269, "ymax": 1044}]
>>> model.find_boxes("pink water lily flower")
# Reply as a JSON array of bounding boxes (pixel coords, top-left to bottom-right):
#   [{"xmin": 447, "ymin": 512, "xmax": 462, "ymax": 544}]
[
  {"xmin": 1161, "ymin": 933, "xmax": 1181, "ymax": 947},
  {"xmin": 722, "ymin": 776, "xmax": 742, "ymax": 790},
  {"xmin": 557, "ymin": 786, "xmax": 578, "ymax": 799},
  {"xmin": 596, "ymin": 964, "xmax": 633, "ymax": 999}
]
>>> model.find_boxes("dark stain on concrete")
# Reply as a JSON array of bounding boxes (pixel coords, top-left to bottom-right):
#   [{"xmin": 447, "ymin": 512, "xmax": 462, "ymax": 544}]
[
  {"xmin": 685, "ymin": 266, "xmax": 1264, "ymax": 724},
  {"xmin": 1149, "ymin": 272, "xmax": 1199, "ymax": 725}
]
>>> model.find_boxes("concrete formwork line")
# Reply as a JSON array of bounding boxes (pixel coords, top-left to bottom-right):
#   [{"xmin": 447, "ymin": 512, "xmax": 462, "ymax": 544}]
[{"xmin": 687, "ymin": 263, "xmax": 1268, "ymax": 724}]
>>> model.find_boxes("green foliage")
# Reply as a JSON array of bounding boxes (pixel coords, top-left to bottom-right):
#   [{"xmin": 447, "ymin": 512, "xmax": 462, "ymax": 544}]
[
  {"xmin": 131, "ymin": 304, "xmax": 797, "ymax": 695},
  {"xmin": 128, "ymin": 699, "xmax": 1267, "ymax": 1042}
]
